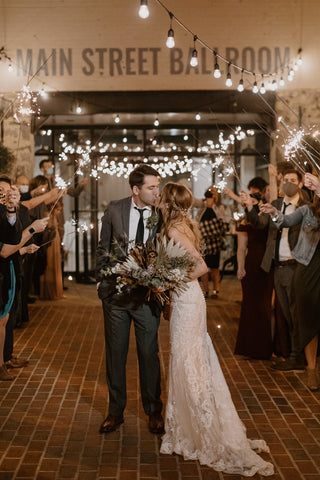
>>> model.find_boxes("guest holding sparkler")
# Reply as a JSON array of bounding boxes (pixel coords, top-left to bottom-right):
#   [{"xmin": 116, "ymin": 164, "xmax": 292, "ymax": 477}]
[
  {"xmin": 40, "ymin": 199, "xmax": 65, "ymax": 300},
  {"xmin": 228, "ymin": 177, "xmax": 274, "ymax": 359},
  {"xmin": 260, "ymin": 172, "xmax": 320, "ymax": 390},
  {"xmin": 244, "ymin": 169, "xmax": 306, "ymax": 370},
  {"xmin": 0, "ymin": 184, "xmax": 48, "ymax": 381},
  {"xmin": 39, "ymin": 159, "xmax": 89, "ymax": 289}
]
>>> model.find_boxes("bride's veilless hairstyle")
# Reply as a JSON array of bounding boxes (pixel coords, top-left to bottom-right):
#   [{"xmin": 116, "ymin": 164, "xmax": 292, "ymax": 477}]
[{"xmin": 159, "ymin": 182, "xmax": 202, "ymax": 252}]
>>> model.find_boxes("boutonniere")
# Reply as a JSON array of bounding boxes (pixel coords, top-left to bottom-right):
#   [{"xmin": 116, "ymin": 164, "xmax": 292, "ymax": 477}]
[{"xmin": 146, "ymin": 213, "xmax": 159, "ymax": 230}]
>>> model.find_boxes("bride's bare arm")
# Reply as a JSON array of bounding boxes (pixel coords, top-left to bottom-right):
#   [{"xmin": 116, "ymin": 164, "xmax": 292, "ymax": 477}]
[{"xmin": 167, "ymin": 226, "xmax": 208, "ymax": 280}]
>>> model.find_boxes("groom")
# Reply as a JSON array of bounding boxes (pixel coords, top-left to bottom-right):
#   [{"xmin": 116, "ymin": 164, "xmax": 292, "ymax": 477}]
[{"xmin": 96, "ymin": 164, "xmax": 164, "ymax": 435}]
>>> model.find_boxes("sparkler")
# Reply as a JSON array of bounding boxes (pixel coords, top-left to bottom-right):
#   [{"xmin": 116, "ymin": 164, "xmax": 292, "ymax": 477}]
[
  {"xmin": 15, "ymin": 85, "xmax": 40, "ymax": 124},
  {"xmin": 284, "ymin": 127, "xmax": 320, "ymax": 174}
]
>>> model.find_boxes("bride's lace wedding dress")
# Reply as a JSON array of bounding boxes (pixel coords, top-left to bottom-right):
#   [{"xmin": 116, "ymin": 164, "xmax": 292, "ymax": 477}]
[{"xmin": 160, "ymin": 280, "xmax": 274, "ymax": 477}]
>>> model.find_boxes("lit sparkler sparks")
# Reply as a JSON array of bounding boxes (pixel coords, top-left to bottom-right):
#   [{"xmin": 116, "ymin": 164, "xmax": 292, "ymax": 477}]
[
  {"xmin": 284, "ymin": 127, "xmax": 320, "ymax": 174},
  {"xmin": 15, "ymin": 85, "xmax": 40, "ymax": 123}
]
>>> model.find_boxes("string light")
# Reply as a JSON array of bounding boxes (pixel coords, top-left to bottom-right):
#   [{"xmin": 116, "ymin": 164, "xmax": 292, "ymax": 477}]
[
  {"xmin": 279, "ymin": 76, "xmax": 285, "ymax": 87},
  {"xmin": 114, "ymin": 114, "xmax": 120, "ymax": 123},
  {"xmin": 39, "ymin": 84, "xmax": 47, "ymax": 98},
  {"xmin": 252, "ymin": 74, "xmax": 258, "ymax": 94},
  {"xmin": 138, "ymin": 0, "xmax": 149, "ymax": 19},
  {"xmin": 260, "ymin": 76, "xmax": 266, "ymax": 94},
  {"xmin": 195, "ymin": 112, "xmax": 201, "ymax": 120},
  {"xmin": 190, "ymin": 36, "xmax": 198, "ymax": 67},
  {"xmin": 154, "ymin": 116, "xmax": 159, "ymax": 126},
  {"xmin": 56, "ymin": 124, "xmax": 255, "ymax": 182},
  {"xmin": 139, "ymin": 1, "xmax": 303, "ymax": 91},
  {"xmin": 8, "ymin": 64, "xmax": 13, "ymax": 72},
  {"xmin": 213, "ymin": 52, "xmax": 221, "ymax": 79},
  {"xmin": 166, "ymin": 12, "xmax": 175, "ymax": 48},
  {"xmin": 237, "ymin": 69, "xmax": 244, "ymax": 92},
  {"xmin": 76, "ymin": 104, "xmax": 82, "ymax": 114},
  {"xmin": 225, "ymin": 63, "xmax": 232, "ymax": 87}
]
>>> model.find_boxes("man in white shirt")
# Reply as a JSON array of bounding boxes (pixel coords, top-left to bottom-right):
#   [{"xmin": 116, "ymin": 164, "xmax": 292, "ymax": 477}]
[{"xmin": 96, "ymin": 164, "xmax": 164, "ymax": 436}]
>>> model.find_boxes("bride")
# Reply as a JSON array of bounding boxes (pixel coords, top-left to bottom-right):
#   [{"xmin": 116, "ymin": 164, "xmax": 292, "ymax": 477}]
[{"xmin": 158, "ymin": 182, "xmax": 274, "ymax": 477}]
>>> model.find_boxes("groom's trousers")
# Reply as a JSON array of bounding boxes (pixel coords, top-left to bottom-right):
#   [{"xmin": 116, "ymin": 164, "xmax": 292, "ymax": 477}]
[{"xmin": 102, "ymin": 299, "xmax": 163, "ymax": 416}]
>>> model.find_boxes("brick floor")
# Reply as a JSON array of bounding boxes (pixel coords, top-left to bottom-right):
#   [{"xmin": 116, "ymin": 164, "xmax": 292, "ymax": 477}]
[{"xmin": 0, "ymin": 277, "xmax": 319, "ymax": 480}]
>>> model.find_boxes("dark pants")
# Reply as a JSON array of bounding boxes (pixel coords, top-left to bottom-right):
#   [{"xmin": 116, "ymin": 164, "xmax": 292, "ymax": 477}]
[
  {"xmin": 274, "ymin": 264, "xmax": 303, "ymax": 360},
  {"xmin": 101, "ymin": 299, "xmax": 162, "ymax": 417}
]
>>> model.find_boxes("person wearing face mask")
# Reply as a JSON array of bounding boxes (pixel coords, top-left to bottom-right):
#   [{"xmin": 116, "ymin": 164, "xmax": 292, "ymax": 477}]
[
  {"xmin": 260, "ymin": 172, "xmax": 320, "ymax": 390},
  {"xmin": 39, "ymin": 159, "xmax": 89, "ymax": 289},
  {"xmin": 233, "ymin": 178, "xmax": 274, "ymax": 360},
  {"xmin": 15, "ymin": 175, "xmax": 30, "ymax": 195},
  {"xmin": 244, "ymin": 169, "xmax": 307, "ymax": 371}
]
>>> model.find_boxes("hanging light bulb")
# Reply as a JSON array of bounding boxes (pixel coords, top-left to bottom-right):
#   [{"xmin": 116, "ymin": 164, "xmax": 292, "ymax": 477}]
[
  {"xmin": 8, "ymin": 64, "xmax": 13, "ymax": 72},
  {"xmin": 154, "ymin": 117, "xmax": 159, "ymax": 127},
  {"xmin": 237, "ymin": 79, "xmax": 244, "ymax": 92},
  {"xmin": 195, "ymin": 113, "xmax": 201, "ymax": 121},
  {"xmin": 190, "ymin": 36, "xmax": 198, "ymax": 67},
  {"xmin": 287, "ymin": 67, "xmax": 294, "ymax": 81},
  {"xmin": 279, "ymin": 76, "xmax": 285, "ymax": 87},
  {"xmin": 166, "ymin": 29, "xmax": 175, "ymax": 48},
  {"xmin": 190, "ymin": 49, "xmax": 198, "ymax": 67},
  {"xmin": 252, "ymin": 74, "xmax": 258, "ymax": 93},
  {"xmin": 225, "ymin": 63, "xmax": 232, "ymax": 87},
  {"xmin": 260, "ymin": 82, "xmax": 266, "ymax": 94},
  {"xmin": 166, "ymin": 12, "xmax": 175, "ymax": 48},
  {"xmin": 237, "ymin": 69, "xmax": 244, "ymax": 92},
  {"xmin": 213, "ymin": 52, "xmax": 221, "ymax": 78},
  {"xmin": 138, "ymin": 0, "xmax": 149, "ymax": 19},
  {"xmin": 271, "ymin": 79, "xmax": 278, "ymax": 91},
  {"xmin": 115, "ymin": 114, "xmax": 120, "ymax": 123},
  {"xmin": 76, "ymin": 104, "xmax": 82, "ymax": 114},
  {"xmin": 297, "ymin": 48, "xmax": 303, "ymax": 65},
  {"xmin": 39, "ymin": 85, "xmax": 48, "ymax": 98}
]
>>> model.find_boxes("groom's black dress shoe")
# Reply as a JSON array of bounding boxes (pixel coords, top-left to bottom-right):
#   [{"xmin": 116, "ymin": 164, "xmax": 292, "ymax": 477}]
[
  {"xmin": 148, "ymin": 412, "xmax": 165, "ymax": 434},
  {"xmin": 99, "ymin": 414, "xmax": 124, "ymax": 434}
]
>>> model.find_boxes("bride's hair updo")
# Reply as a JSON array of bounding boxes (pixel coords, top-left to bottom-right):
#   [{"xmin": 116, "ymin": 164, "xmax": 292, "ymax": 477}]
[{"xmin": 159, "ymin": 182, "xmax": 202, "ymax": 252}]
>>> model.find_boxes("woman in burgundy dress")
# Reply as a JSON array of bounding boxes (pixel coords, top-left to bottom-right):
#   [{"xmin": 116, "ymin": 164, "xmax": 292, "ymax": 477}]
[{"xmin": 235, "ymin": 182, "xmax": 274, "ymax": 360}]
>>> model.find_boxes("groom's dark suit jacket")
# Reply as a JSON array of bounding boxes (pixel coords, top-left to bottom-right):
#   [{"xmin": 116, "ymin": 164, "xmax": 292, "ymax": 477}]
[{"xmin": 96, "ymin": 196, "xmax": 158, "ymax": 302}]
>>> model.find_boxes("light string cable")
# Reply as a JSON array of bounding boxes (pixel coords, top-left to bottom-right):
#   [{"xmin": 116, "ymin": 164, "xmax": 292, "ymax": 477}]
[{"xmin": 151, "ymin": 0, "xmax": 302, "ymax": 87}]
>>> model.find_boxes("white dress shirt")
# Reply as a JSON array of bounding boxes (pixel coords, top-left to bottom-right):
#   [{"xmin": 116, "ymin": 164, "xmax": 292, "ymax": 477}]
[
  {"xmin": 128, "ymin": 199, "xmax": 152, "ymax": 245},
  {"xmin": 7, "ymin": 214, "xmax": 17, "ymax": 226},
  {"xmin": 279, "ymin": 193, "xmax": 299, "ymax": 261}
]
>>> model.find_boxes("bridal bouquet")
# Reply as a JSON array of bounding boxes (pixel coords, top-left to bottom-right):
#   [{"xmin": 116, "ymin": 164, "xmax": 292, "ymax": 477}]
[{"xmin": 100, "ymin": 237, "xmax": 195, "ymax": 304}]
